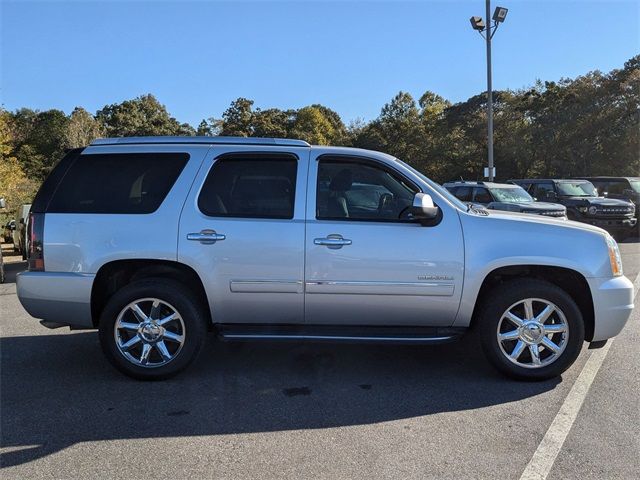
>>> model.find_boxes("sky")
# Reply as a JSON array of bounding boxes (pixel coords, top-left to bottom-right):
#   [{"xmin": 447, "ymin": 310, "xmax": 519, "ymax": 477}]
[{"xmin": 1, "ymin": 0, "xmax": 638, "ymax": 127}]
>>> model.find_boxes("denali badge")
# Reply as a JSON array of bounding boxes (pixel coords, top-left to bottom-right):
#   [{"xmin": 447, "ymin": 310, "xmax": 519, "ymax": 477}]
[{"xmin": 418, "ymin": 275, "xmax": 454, "ymax": 281}]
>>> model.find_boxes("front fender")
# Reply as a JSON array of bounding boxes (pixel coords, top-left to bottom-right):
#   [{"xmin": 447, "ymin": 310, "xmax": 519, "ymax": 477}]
[{"xmin": 453, "ymin": 211, "xmax": 610, "ymax": 327}]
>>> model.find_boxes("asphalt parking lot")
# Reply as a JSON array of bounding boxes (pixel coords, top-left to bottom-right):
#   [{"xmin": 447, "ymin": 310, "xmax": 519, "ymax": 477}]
[{"xmin": 1, "ymin": 240, "xmax": 639, "ymax": 479}]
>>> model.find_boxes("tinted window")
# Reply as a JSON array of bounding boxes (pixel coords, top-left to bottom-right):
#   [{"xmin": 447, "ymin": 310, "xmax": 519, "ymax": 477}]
[
  {"xmin": 198, "ymin": 155, "xmax": 297, "ymax": 219},
  {"xmin": 472, "ymin": 187, "xmax": 492, "ymax": 203},
  {"xmin": 453, "ymin": 186, "xmax": 473, "ymax": 202},
  {"xmin": 604, "ymin": 181, "xmax": 628, "ymax": 195},
  {"xmin": 316, "ymin": 159, "xmax": 418, "ymax": 221},
  {"xmin": 47, "ymin": 153, "xmax": 188, "ymax": 214},
  {"xmin": 532, "ymin": 182, "xmax": 555, "ymax": 199}
]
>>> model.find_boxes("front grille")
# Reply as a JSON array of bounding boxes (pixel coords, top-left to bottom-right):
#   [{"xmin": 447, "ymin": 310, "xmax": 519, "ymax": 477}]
[{"xmin": 594, "ymin": 207, "xmax": 634, "ymax": 216}]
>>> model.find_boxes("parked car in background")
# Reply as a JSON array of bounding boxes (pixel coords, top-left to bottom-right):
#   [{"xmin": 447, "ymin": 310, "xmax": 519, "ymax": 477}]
[
  {"xmin": 575, "ymin": 177, "xmax": 639, "ymax": 230},
  {"xmin": 511, "ymin": 179, "xmax": 636, "ymax": 240},
  {"xmin": 14, "ymin": 204, "xmax": 31, "ymax": 259},
  {"xmin": 443, "ymin": 181, "xmax": 567, "ymax": 219},
  {"xmin": 3, "ymin": 220, "xmax": 15, "ymax": 243},
  {"xmin": 0, "ymin": 198, "xmax": 5, "ymax": 283}
]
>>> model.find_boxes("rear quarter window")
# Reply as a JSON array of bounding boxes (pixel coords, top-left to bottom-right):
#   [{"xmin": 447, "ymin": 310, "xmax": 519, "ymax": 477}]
[{"xmin": 47, "ymin": 152, "xmax": 189, "ymax": 214}]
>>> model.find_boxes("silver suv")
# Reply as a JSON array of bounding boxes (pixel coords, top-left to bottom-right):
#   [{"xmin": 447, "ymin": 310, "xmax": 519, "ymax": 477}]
[{"xmin": 17, "ymin": 137, "xmax": 634, "ymax": 381}]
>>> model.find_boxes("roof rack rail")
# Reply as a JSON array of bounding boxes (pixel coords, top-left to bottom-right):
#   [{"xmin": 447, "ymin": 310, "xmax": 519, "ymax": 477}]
[{"xmin": 90, "ymin": 136, "xmax": 311, "ymax": 147}]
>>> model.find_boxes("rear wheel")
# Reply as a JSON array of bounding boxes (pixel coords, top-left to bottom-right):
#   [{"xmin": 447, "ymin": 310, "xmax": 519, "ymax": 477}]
[
  {"xmin": 99, "ymin": 279, "xmax": 207, "ymax": 380},
  {"xmin": 477, "ymin": 279, "xmax": 584, "ymax": 380}
]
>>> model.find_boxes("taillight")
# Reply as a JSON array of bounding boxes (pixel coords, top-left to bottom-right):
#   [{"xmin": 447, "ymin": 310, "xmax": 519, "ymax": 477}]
[{"xmin": 27, "ymin": 213, "xmax": 45, "ymax": 271}]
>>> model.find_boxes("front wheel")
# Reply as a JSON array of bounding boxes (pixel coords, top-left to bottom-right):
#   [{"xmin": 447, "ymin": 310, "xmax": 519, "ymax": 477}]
[
  {"xmin": 477, "ymin": 279, "xmax": 584, "ymax": 381},
  {"xmin": 99, "ymin": 279, "xmax": 207, "ymax": 380}
]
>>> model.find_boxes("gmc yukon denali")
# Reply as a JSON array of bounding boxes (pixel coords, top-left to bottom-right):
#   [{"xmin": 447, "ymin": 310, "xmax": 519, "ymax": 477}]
[{"xmin": 17, "ymin": 137, "xmax": 635, "ymax": 380}]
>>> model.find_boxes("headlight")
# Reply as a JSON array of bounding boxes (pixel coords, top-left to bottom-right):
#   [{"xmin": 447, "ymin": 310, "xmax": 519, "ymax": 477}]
[
  {"xmin": 605, "ymin": 234, "xmax": 623, "ymax": 277},
  {"xmin": 578, "ymin": 206, "xmax": 588, "ymax": 214}
]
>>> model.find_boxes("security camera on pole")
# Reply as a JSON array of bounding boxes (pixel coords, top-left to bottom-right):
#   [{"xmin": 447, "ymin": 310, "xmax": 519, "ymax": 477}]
[{"xmin": 470, "ymin": 2, "xmax": 508, "ymax": 182}]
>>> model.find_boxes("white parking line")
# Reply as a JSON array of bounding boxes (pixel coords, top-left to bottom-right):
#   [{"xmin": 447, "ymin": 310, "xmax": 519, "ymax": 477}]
[
  {"xmin": 520, "ymin": 271, "xmax": 639, "ymax": 480},
  {"xmin": 519, "ymin": 341, "xmax": 612, "ymax": 480}
]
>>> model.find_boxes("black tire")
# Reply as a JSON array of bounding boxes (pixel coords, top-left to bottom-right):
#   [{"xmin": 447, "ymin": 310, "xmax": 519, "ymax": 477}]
[
  {"xmin": 476, "ymin": 278, "xmax": 585, "ymax": 381},
  {"xmin": 99, "ymin": 278, "xmax": 207, "ymax": 380}
]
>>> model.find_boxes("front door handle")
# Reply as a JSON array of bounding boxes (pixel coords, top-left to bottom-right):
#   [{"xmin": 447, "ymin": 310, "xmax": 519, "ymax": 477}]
[
  {"xmin": 314, "ymin": 235, "xmax": 352, "ymax": 249},
  {"xmin": 187, "ymin": 230, "xmax": 226, "ymax": 244}
]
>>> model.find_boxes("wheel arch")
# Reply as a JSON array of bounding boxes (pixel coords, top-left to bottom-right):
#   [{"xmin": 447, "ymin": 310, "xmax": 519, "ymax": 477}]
[
  {"xmin": 91, "ymin": 259, "xmax": 212, "ymax": 328},
  {"xmin": 470, "ymin": 265, "xmax": 595, "ymax": 341}
]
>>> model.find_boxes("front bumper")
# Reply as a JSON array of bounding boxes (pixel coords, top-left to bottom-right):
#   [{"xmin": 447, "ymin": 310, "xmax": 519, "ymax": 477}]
[
  {"xmin": 588, "ymin": 275, "xmax": 635, "ymax": 341},
  {"xmin": 580, "ymin": 216, "xmax": 637, "ymax": 233},
  {"xmin": 16, "ymin": 271, "xmax": 95, "ymax": 329}
]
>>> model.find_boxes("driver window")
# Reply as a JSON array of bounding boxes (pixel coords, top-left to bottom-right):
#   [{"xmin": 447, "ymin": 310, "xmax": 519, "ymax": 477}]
[{"xmin": 316, "ymin": 158, "xmax": 418, "ymax": 222}]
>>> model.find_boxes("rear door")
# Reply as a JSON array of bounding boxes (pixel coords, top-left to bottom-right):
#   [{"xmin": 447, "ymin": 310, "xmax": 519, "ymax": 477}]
[{"xmin": 178, "ymin": 146, "xmax": 309, "ymax": 324}]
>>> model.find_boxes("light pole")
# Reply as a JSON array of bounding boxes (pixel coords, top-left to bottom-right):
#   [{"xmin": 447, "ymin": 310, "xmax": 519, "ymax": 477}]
[{"xmin": 470, "ymin": 2, "xmax": 508, "ymax": 182}]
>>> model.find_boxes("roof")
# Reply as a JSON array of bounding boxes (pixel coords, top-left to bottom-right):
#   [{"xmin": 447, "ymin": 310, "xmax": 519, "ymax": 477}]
[
  {"xmin": 574, "ymin": 176, "xmax": 640, "ymax": 181},
  {"xmin": 91, "ymin": 136, "xmax": 311, "ymax": 147},
  {"xmin": 510, "ymin": 178, "xmax": 594, "ymax": 183},
  {"xmin": 442, "ymin": 180, "xmax": 520, "ymax": 188}
]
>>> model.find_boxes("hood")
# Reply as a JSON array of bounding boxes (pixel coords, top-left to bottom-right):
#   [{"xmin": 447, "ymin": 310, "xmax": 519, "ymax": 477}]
[
  {"xmin": 473, "ymin": 209, "xmax": 607, "ymax": 235},
  {"xmin": 489, "ymin": 201, "xmax": 565, "ymax": 212},
  {"xmin": 561, "ymin": 196, "xmax": 633, "ymax": 207}
]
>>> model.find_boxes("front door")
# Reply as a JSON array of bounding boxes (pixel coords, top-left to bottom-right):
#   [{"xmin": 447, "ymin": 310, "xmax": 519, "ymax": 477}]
[
  {"xmin": 178, "ymin": 146, "xmax": 309, "ymax": 324},
  {"xmin": 304, "ymin": 154, "xmax": 464, "ymax": 326}
]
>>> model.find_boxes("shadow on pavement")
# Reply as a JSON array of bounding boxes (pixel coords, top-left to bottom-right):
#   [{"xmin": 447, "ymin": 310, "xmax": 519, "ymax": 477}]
[{"xmin": 0, "ymin": 331, "xmax": 560, "ymax": 467}]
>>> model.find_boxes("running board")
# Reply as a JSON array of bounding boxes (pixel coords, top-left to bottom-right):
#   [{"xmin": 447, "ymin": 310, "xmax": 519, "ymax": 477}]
[{"xmin": 217, "ymin": 324, "xmax": 465, "ymax": 345}]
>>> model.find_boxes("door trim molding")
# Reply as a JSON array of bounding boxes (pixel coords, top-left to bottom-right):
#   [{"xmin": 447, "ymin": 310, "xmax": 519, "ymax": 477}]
[
  {"xmin": 305, "ymin": 280, "xmax": 455, "ymax": 296},
  {"xmin": 230, "ymin": 280, "xmax": 303, "ymax": 294}
]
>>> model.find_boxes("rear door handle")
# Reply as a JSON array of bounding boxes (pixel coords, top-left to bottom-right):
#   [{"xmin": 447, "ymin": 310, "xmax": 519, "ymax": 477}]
[
  {"xmin": 187, "ymin": 230, "xmax": 226, "ymax": 244},
  {"xmin": 314, "ymin": 235, "xmax": 352, "ymax": 249}
]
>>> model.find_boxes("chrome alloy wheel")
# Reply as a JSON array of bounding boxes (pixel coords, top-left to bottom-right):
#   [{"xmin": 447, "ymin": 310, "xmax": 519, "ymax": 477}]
[
  {"xmin": 497, "ymin": 298, "xmax": 569, "ymax": 369},
  {"xmin": 114, "ymin": 298, "xmax": 186, "ymax": 368}
]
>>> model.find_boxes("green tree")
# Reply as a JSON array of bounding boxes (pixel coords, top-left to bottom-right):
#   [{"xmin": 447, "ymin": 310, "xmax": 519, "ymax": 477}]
[
  {"xmin": 0, "ymin": 110, "xmax": 39, "ymax": 221},
  {"xmin": 219, "ymin": 98, "xmax": 254, "ymax": 137},
  {"xmin": 252, "ymin": 108, "xmax": 295, "ymax": 138},
  {"xmin": 96, "ymin": 94, "xmax": 194, "ymax": 137},
  {"xmin": 12, "ymin": 109, "xmax": 69, "ymax": 181},
  {"xmin": 290, "ymin": 106, "xmax": 337, "ymax": 145},
  {"xmin": 65, "ymin": 107, "xmax": 105, "ymax": 148}
]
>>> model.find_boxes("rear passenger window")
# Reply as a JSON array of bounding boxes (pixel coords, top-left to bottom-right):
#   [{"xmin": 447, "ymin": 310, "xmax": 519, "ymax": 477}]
[
  {"xmin": 533, "ymin": 183, "xmax": 555, "ymax": 199},
  {"xmin": 454, "ymin": 187, "xmax": 473, "ymax": 202},
  {"xmin": 47, "ymin": 153, "xmax": 188, "ymax": 214},
  {"xmin": 472, "ymin": 187, "xmax": 492, "ymax": 203},
  {"xmin": 198, "ymin": 155, "xmax": 297, "ymax": 219}
]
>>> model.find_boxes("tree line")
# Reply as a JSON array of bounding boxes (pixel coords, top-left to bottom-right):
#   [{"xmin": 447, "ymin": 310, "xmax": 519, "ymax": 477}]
[{"xmin": 1, "ymin": 55, "xmax": 638, "ymax": 220}]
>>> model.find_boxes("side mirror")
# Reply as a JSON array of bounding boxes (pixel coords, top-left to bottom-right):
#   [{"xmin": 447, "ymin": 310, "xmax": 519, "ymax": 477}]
[{"xmin": 410, "ymin": 193, "xmax": 440, "ymax": 225}]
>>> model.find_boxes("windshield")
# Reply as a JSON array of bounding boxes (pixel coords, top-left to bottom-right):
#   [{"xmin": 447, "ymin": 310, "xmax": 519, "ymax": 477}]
[
  {"xmin": 556, "ymin": 181, "xmax": 597, "ymax": 197},
  {"xmin": 629, "ymin": 179, "xmax": 640, "ymax": 193},
  {"xmin": 490, "ymin": 187, "xmax": 534, "ymax": 203}
]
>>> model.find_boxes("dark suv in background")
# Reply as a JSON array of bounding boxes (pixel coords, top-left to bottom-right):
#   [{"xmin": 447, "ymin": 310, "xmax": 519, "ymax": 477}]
[
  {"xmin": 443, "ymin": 181, "xmax": 566, "ymax": 218},
  {"xmin": 576, "ymin": 176, "xmax": 639, "ymax": 227},
  {"xmin": 511, "ymin": 179, "xmax": 636, "ymax": 239}
]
